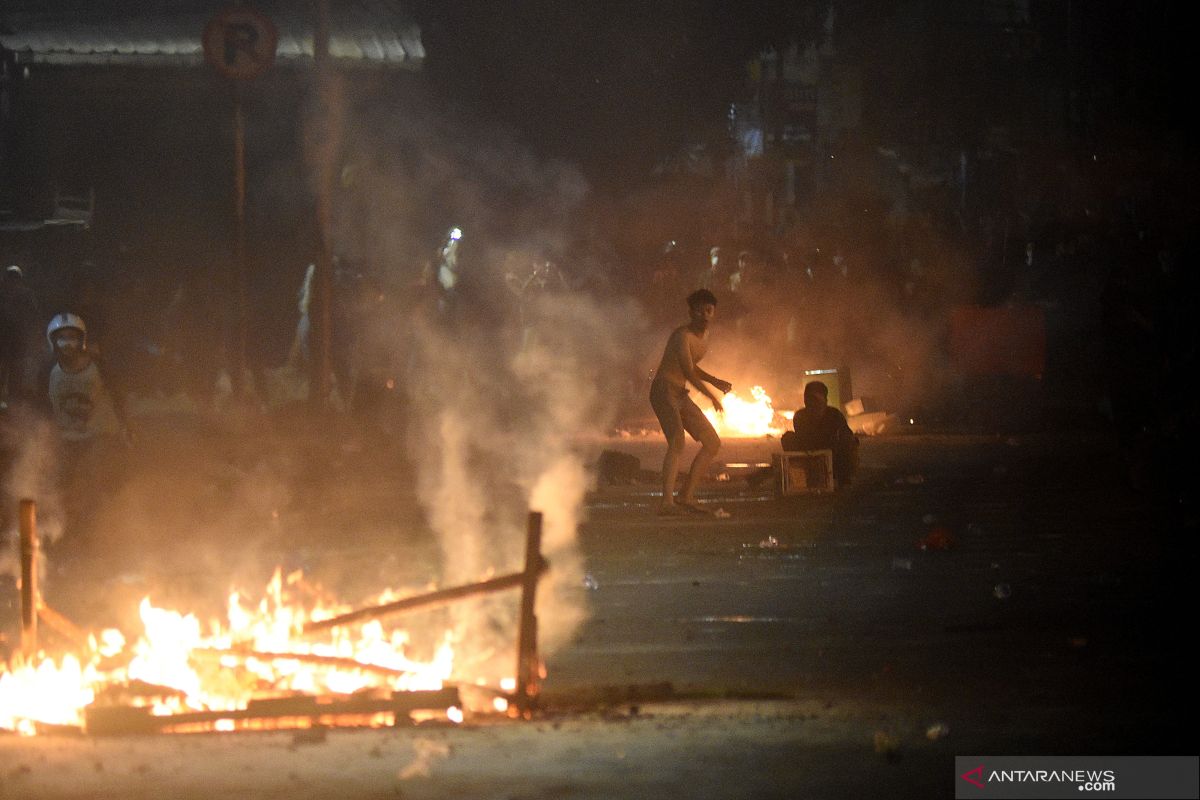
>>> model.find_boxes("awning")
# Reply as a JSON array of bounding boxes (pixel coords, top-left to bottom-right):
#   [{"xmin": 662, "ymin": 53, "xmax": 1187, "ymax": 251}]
[{"xmin": 0, "ymin": 0, "xmax": 423, "ymax": 70}]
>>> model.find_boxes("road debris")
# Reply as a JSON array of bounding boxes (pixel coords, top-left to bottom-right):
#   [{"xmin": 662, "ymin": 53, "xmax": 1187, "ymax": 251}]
[{"xmin": 925, "ymin": 722, "xmax": 950, "ymax": 741}]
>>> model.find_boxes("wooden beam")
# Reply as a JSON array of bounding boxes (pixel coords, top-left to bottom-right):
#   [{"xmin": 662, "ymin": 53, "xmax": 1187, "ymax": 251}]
[
  {"xmin": 19, "ymin": 499, "xmax": 38, "ymax": 656},
  {"xmin": 84, "ymin": 687, "xmax": 461, "ymax": 735},
  {"xmin": 512, "ymin": 511, "xmax": 543, "ymax": 718},
  {"xmin": 303, "ymin": 565, "xmax": 545, "ymax": 634}
]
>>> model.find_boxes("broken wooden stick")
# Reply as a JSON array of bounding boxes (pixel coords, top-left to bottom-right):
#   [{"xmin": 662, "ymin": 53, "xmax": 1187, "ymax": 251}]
[
  {"xmin": 84, "ymin": 687, "xmax": 461, "ymax": 736},
  {"xmin": 303, "ymin": 560, "xmax": 546, "ymax": 634},
  {"xmin": 192, "ymin": 647, "xmax": 416, "ymax": 680},
  {"xmin": 19, "ymin": 499, "xmax": 38, "ymax": 656},
  {"xmin": 37, "ymin": 602, "xmax": 90, "ymax": 650}
]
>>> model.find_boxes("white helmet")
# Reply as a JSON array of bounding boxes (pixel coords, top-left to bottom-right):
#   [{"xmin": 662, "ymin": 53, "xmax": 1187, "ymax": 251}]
[{"xmin": 46, "ymin": 312, "xmax": 87, "ymax": 347}]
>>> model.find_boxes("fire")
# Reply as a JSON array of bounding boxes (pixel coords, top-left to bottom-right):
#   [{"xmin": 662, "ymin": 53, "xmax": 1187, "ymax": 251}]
[
  {"xmin": 0, "ymin": 569, "xmax": 459, "ymax": 735},
  {"xmin": 704, "ymin": 385, "xmax": 785, "ymax": 437}
]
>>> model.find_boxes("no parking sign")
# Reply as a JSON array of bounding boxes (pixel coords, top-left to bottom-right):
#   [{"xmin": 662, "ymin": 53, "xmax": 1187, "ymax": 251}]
[{"xmin": 202, "ymin": 6, "xmax": 277, "ymax": 80}]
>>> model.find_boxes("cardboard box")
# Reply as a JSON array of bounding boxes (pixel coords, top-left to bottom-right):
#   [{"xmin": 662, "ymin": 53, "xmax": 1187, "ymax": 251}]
[{"xmin": 774, "ymin": 450, "xmax": 835, "ymax": 495}]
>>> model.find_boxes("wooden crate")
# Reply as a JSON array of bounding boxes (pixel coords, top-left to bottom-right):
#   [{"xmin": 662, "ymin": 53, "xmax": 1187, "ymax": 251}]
[{"xmin": 774, "ymin": 450, "xmax": 835, "ymax": 495}]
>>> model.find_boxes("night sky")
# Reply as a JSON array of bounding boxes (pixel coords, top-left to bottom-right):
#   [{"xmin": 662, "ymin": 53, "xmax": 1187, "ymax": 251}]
[
  {"xmin": 404, "ymin": 1, "xmax": 829, "ymax": 189},
  {"xmin": 403, "ymin": 0, "xmax": 1194, "ymax": 193}
]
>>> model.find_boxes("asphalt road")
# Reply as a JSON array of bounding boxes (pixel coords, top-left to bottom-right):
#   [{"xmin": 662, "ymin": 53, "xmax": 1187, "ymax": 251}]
[{"xmin": 1, "ymin": 420, "xmax": 1194, "ymax": 798}]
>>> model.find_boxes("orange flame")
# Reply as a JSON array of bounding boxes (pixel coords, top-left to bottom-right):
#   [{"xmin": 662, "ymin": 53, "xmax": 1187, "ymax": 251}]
[
  {"xmin": 704, "ymin": 385, "xmax": 785, "ymax": 437},
  {"xmin": 0, "ymin": 569, "xmax": 462, "ymax": 735}
]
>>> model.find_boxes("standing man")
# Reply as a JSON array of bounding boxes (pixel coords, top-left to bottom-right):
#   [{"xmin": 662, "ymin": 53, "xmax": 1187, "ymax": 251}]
[{"xmin": 650, "ymin": 289, "xmax": 732, "ymax": 515}]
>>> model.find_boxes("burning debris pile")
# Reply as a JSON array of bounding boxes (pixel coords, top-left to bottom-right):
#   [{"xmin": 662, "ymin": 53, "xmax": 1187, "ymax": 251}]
[
  {"xmin": 1, "ymin": 567, "xmax": 462, "ymax": 736},
  {"xmin": 2, "ymin": 507, "xmax": 548, "ymax": 738}
]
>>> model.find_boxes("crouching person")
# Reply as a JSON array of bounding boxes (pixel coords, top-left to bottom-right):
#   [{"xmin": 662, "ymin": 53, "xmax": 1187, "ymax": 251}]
[{"xmin": 782, "ymin": 380, "xmax": 859, "ymax": 487}]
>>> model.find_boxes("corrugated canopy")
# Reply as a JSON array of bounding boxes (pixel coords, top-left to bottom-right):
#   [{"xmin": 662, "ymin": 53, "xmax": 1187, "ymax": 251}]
[{"xmin": 0, "ymin": 0, "xmax": 423, "ymax": 69}]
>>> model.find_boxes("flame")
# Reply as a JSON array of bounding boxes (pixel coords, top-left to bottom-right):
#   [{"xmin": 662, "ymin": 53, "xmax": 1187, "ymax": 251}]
[
  {"xmin": 0, "ymin": 568, "xmax": 466, "ymax": 735},
  {"xmin": 704, "ymin": 385, "xmax": 785, "ymax": 437}
]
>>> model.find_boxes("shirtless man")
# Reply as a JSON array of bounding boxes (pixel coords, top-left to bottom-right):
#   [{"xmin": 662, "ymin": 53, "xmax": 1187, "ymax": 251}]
[{"xmin": 650, "ymin": 289, "xmax": 732, "ymax": 515}]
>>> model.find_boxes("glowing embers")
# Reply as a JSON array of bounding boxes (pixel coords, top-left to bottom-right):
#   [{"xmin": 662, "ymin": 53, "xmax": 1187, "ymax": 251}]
[
  {"xmin": 704, "ymin": 385, "xmax": 786, "ymax": 438},
  {"xmin": 0, "ymin": 568, "xmax": 459, "ymax": 736}
]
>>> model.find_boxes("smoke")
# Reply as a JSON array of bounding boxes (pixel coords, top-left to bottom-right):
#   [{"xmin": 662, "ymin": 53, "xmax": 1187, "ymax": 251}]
[
  {"xmin": 399, "ymin": 290, "xmax": 636, "ymax": 685},
  {"xmin": 324, "ymin": 84, "xmax": 641, "ymax": 685},
  {"xmin": 1, "ymin": 407, "xmax": 64, "ymax": 582}
]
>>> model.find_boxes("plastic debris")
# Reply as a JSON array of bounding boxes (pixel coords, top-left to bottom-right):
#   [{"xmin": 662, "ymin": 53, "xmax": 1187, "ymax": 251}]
[
  {"xmin": 993, "ymin": 583, "xmax": 1012, "ymax": 599},
  {"xmin": 715, "ymin": 471, "xmax": 731, "ymax": 482},
  {"xmin": 583, "ymin": 573, "xmax": 599, "ymax": 590},
  {"xmin": 759, "ymin": 535, "xmax": 780, "ymax": 549},
  {"xmin": 713, "ymin": 508, "xmax": 732, "ymax": 519},
  {"xmin": 891, "ymin": 557, "xmax": 913, "ymax": 571},
  {"xmin": 925, "ymin": 723, "xmax": 950, "ymax": 741}
]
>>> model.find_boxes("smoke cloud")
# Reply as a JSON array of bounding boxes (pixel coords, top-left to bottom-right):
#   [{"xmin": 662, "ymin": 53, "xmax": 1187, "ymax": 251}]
[{"xmin": 326, "ymin": 83, "xmax": 643, "ymax": 685}]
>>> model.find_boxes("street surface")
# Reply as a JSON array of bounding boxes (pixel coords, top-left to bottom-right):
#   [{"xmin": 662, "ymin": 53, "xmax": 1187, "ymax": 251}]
[{"xmin": 1, "ymin": 417, "xmax": 1192, "ymax": 798}]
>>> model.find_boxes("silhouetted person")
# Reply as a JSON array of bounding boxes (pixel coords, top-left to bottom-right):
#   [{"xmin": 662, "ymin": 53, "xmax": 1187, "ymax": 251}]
[
  {"xmin": 783, "ymin": 380, "xmax": 858, "ymax": 486},
  {"xmin": 650, "ymin": 289, "xmax": 732, "ymax": 515}
]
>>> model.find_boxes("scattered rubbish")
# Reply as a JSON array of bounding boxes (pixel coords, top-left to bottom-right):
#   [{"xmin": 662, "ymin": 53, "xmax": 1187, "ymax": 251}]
[
  {"xmin": 848, "ymin": 411, "xmax": 896, "ymax": 436},
  {"xmin": 595, "ymin": 450, "xmax": 641, "ymax": 486},
  {"xmin": 759, "ymin": 536, "xmax": 780, "ymax": 549},
  {"xmin": 917, "ymin": 527, "xmax": 956, "ymax": 551},
  {"xmin": 891, "ymin": 557, "xmax": 913, "ymax": 571},
  {"xmin": 713, "ymin": 508, "xmax": 732, "ymax": 519},
  {"xmin": 583, "ymin": 573, "xmax": 600, "ymax": 591},
  {"xmin": 991, "ymin": 562, "xmax": 1001, "ymax": 570},
  {"xmin": 925, "ymin": 723, "xmax": 950, "ymax": 741},
  {"xmin": 993, "ymin": 583, "xmax": 1012, "ymax": 600},
  {"xmin": 715, "ymin": 471, "xmax": 731, "ymax": 482}
]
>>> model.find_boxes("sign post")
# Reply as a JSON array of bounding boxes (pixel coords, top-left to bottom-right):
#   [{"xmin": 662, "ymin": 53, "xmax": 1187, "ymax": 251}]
[{"xmin": 203, "ymin": 7, "xmax": 277, "ymax": 400}]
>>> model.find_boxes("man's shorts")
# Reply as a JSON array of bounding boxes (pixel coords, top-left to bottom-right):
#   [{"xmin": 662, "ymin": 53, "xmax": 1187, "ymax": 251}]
[{"xmin": 650, "ymin": 378, "xmax": 717, "ymax": 443}]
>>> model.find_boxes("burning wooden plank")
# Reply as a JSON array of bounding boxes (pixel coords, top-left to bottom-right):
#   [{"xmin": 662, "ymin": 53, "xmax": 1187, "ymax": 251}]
[{"xmin": 83, "ymin": 687, "xmax": 461, "ymax": 736}]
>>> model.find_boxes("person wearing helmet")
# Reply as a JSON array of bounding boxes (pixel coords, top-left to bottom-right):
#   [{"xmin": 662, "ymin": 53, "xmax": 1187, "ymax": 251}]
[{"xmin": 44, "ymin": 312, "xmax": 131, "ymax": 446}]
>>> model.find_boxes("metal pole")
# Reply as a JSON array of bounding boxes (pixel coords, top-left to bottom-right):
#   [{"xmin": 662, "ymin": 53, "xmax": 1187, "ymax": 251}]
[
  {"xmin": 310, "ymin": 0, "xmax": 335, "ymax": 408},
  {"xmin": 232, "ymin": 82, "xmax": 248, "ymax": 397},
  {"xmin": 513, "ymin": 511, "xmax": 543, "ymax": 717},
  {"xmin": 19, "ymin": 499, "xmax": 38, "ymax": 656}
]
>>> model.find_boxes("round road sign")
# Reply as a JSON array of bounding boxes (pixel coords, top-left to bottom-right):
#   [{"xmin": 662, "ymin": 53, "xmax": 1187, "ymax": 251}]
[{"xmin": 203, "ymin": 6, "xmax": 278, "ymax": 80}]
